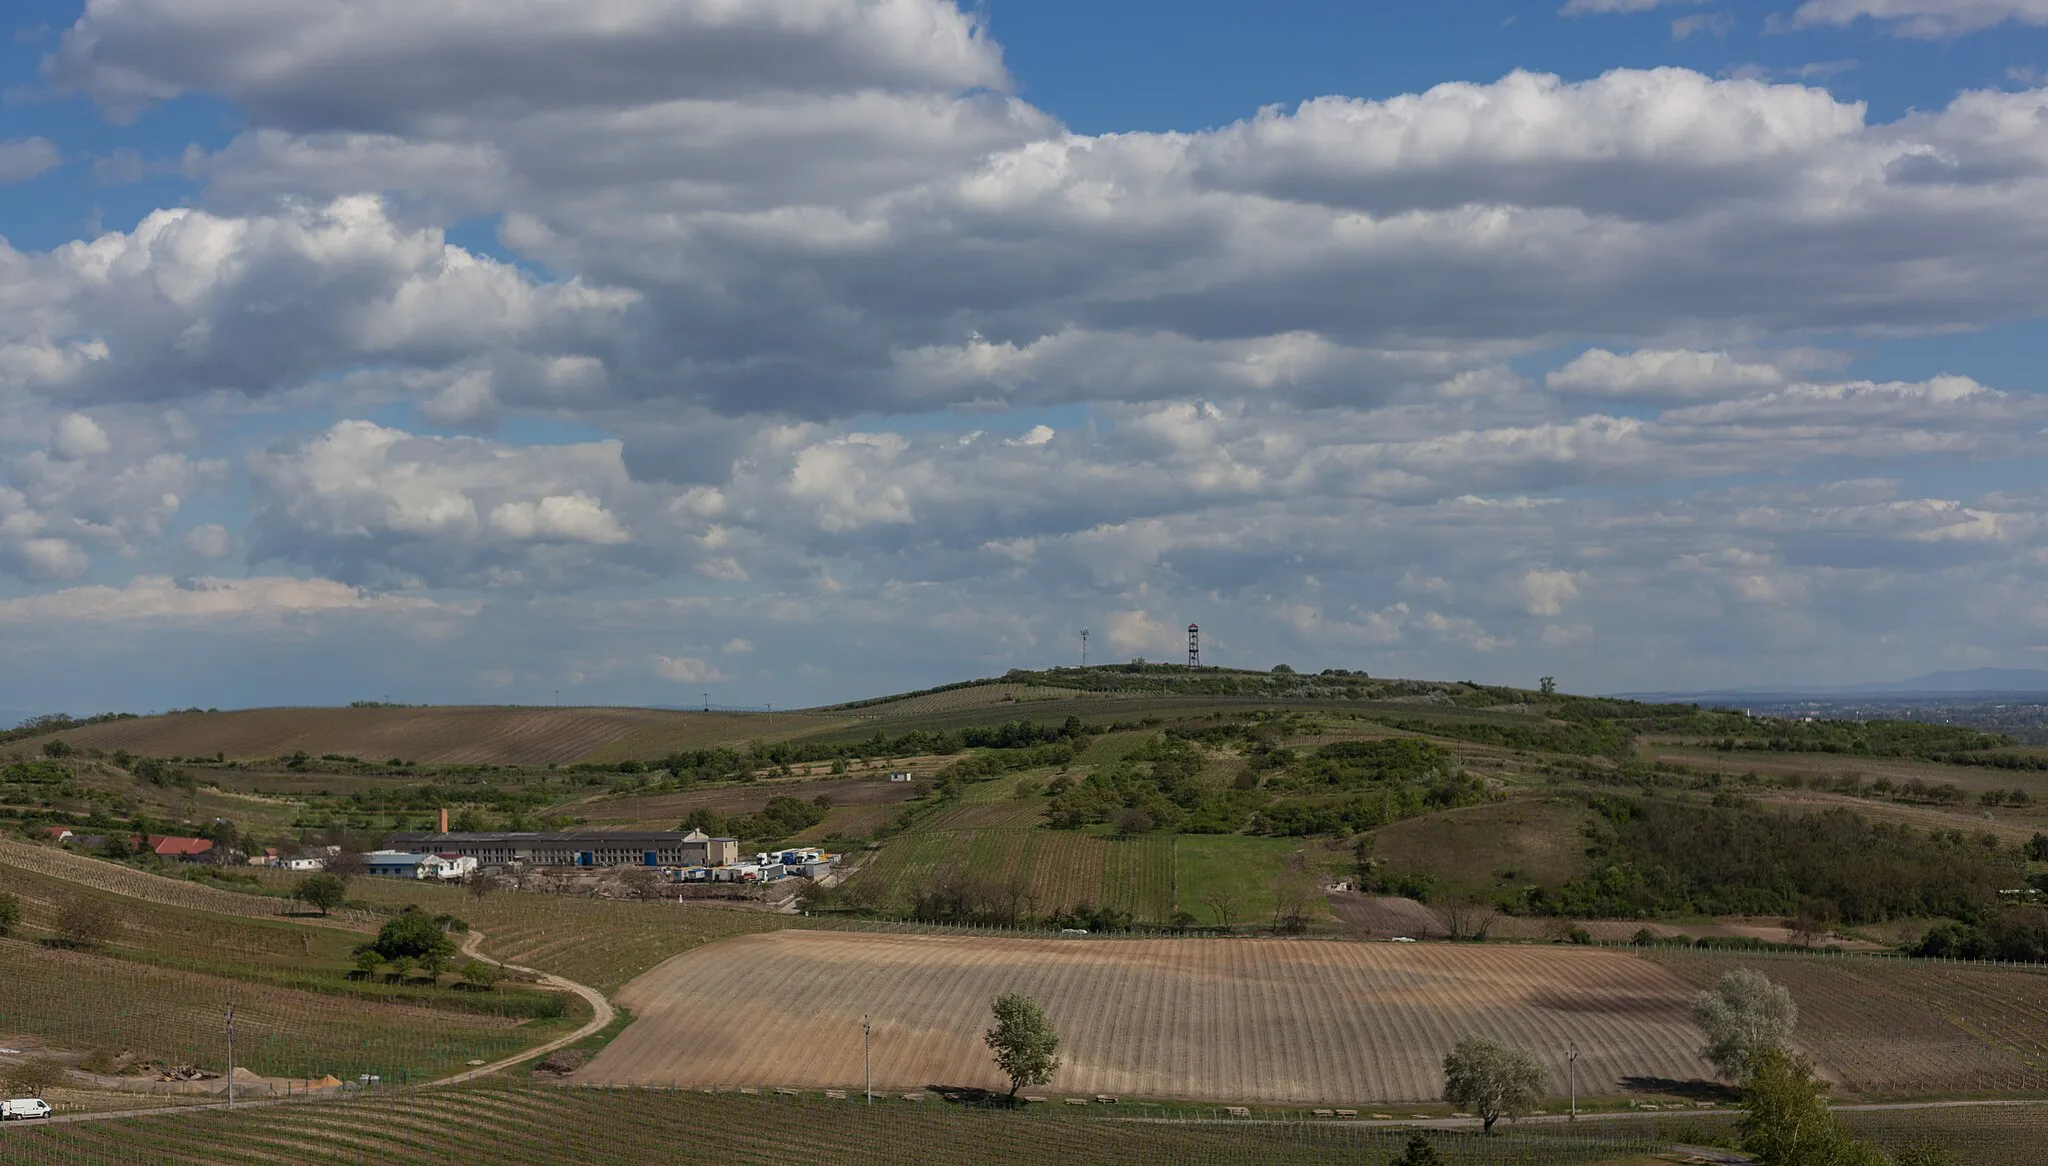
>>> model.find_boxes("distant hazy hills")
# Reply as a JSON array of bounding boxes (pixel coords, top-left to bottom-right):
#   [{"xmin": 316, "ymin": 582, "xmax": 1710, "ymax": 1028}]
[{"xmin": 1617, "ymin": 667, "xmax": 2048, "ymax": 702}]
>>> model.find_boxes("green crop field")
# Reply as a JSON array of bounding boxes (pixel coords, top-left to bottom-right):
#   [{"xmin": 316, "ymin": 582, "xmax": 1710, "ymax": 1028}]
[{"xmin": 0, "ymin": 1083, "xmax": 1679, "ymax": 1165}]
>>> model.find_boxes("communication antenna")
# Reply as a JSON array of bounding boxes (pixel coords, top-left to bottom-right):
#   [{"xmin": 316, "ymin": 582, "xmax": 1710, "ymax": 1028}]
[
  {"xmin": 1080, "ymin": 628, "xmax": 1089, "ymax": 669},
  {"xmin": 1187, "ymin": 623, "xmax": 1200, "ymax": 669}
]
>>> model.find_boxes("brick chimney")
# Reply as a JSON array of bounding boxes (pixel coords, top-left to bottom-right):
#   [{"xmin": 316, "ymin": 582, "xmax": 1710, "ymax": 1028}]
[{"xmin": 439, "ymin": 807, "xmax": 449, "ymax": 834}]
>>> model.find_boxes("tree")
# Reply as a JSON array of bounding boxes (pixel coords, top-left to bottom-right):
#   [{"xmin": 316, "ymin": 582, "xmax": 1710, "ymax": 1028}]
[
  {"xmin": 1790, "ymin": 899, "xmax": 1838, "ymax": 949},
  {"xmin": 292, "ymin": 873, "xmax": 348, "ymax": 916},
  {"xmin": 1441, "ymin": 1035, "xmax": 1544, "ymax": 1135},
  {"xmin": 1387, "ymin": 1132, "xmax": 1446, "ymax": 1166},
  {"xmin": 1737, "ymin": 1047, "xmax": 1890, "ymax": 1166},
  {"xmin": 0, "ymin": 890, "xmax": 19, "ymax": 937},
  {"xmin": 3, "ymin": 1057, "xmax": 67, "ymax": 1097},
  {"xmin": 42, "ymin": 738, "xmax": 73, "ymax": 758},
  {"xmin": 1539, "ymin": 677, "xmax": 1557, "ymax": 696},
  {"xmin": 53, "ymin": 896, "xmax": 113, "ymax": 950},
  {"xmin": 984, "ymin": 992, "xmax": 1062, "ymax": 1098},
  {"xmin": 1439, "ymin": 896, "xmax": 1497, "ymax": 941},
  {"xmin": 367, "ymin": 904, "xmax": 459, "ymax": 967},
  {"xmin": 460, "ymin": 959, "xmax": 500, "ymax": 990},
  {"xmin": 352, "ymin": 949, "xmax": 384, "ymax": 978},
  {"xmin": 1693, "ymin": 968, "xmax": 1798, "ymax": 1080},
  {"xmin": 326, "ymin": 848, "xmax": 367, "ymax": 879},
  {"xmin": 465, "ymin": 871, "xmax": 495, "ymax": 900},
  {"xmin": 1202, "ymin": 886, "xmax": 1241, "ymax": 930}
]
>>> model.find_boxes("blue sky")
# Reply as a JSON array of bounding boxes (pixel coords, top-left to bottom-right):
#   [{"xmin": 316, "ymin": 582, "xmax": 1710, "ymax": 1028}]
[{"xmin": 4, "ymin": 0, "xmax": 2048, "ymax": 715}]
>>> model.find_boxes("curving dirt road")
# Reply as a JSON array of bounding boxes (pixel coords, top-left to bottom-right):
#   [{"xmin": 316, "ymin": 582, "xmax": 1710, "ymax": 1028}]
[
  {"xmin": 0, "ymin": 928, "xmax": 614, "ymax": 1128},
  {"xmin": 428, "ymin": 929, "xmax": 615, "ymax": 1087}
]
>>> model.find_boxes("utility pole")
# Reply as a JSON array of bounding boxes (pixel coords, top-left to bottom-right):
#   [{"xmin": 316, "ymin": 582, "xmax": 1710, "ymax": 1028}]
[
  {"xmin": 226, "ymin": 1003, "xmax": 236, "ymax": 1110},
  {"xmin": 1080, "ymin": 628, "xmax": 1089, "ymax": 669},
  {"xmin": 863, "ymin": 1015, "xmax": 872, "ymax": 1105},
  {"xmin": 1567, "ymin": 1040, "xmax": 1578, "ymax": 1121}
]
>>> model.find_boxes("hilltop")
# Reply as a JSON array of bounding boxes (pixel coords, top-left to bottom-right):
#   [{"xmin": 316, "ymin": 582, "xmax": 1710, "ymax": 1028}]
[{"xmin": 2, "ymin": 666, "xmax": 1532, "ymax": 768}]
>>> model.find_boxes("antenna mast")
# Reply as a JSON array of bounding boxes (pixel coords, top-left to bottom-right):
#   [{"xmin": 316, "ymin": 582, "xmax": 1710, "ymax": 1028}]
[
  {"xmin": 1187, "ymin": 624, "xmax": 1200, "ymax": 669},
  {"xmin": 1080, "ymin": 628, "xmax": 1089, "ymax": 669}
]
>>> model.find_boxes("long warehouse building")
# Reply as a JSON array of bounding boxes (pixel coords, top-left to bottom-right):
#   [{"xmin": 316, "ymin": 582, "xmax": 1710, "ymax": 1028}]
[{"xmin": 386, "ymin": 829, "xmax": 739, "ymax": 868}]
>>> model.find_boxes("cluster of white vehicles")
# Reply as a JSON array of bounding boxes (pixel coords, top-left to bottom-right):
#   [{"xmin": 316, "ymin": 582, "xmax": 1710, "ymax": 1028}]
[{"xmin": 2, "ymin": 1098, "xmax": 53, "ymax": 1120}]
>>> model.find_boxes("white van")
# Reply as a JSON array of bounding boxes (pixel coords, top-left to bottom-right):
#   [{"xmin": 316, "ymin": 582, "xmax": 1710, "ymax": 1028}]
[{"xmin": 2, "ymin": 1098, "xmax": 53, "ymax": 1120}]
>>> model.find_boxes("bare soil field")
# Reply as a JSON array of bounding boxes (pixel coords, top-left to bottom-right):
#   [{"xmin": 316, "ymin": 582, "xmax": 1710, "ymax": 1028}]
[
  {"xmin": 9, "ymin": 706, "xmax": 822, "ymax": 767},
  {"xmin": 1327, "ymin": 892, "xmax": 1449, "ymax": 938},
  {"xmin": 1645, "ymin": 950, "xmax": 2048, "ymax": 1097},
  {"xmin": 578, "ymin": 932, "xmax": 1711, "ymax": 1104}
]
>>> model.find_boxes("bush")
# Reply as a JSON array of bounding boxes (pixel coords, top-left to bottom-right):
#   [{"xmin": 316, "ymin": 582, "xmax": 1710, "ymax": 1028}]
[{"xmin": 0, "ymin": 890, "xmax": 19, "ymax": 937}]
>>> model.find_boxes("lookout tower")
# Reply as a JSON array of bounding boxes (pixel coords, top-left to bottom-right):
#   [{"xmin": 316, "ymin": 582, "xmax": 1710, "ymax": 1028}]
[{"xmin": 1187, "ymin": 623, "xmax": 1200, "ymax": 669}]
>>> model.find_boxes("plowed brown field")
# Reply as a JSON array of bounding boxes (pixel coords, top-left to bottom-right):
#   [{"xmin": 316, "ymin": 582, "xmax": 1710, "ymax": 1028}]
[
  {"xmin": 16, "ymin": 706, "xmax": 846, "ymax": 765},
  {"xmin": 577, "ymin": 932, "xmax": 1709, "ymax": 1103}
]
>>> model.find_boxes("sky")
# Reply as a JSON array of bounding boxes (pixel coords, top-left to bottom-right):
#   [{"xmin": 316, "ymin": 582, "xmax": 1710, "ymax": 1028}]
[{"xmin": 4, "ymin": 1, "xmax": 2048, "ymax": 714}]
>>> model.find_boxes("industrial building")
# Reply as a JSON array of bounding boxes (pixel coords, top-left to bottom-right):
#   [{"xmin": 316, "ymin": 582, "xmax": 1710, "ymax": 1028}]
[{"xmin": 385, "ymin": 829, "xmax": 739, "ymax": 869}]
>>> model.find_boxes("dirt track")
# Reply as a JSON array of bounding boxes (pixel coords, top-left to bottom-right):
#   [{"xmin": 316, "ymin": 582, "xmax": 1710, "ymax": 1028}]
[{"xmin": 575, "ymin": 932, "xmax": 1710, "ymax": 1104}]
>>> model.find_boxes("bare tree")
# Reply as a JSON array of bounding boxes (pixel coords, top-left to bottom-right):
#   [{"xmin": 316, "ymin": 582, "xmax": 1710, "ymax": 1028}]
[
  {"xmin": 1788, "ymin": 899, "xmax": 1837, "ymax": 949},
  {"xmin": 53, "ymin": 896, "xmax": 114, "ymax": 950},
  {"xmin": 1439, "ymin": 896, "xmax": 1497, "ymax": 941},
  {"xmin": 1202, "ymin": 886, "xmax": 1241, "ymax": 931}
]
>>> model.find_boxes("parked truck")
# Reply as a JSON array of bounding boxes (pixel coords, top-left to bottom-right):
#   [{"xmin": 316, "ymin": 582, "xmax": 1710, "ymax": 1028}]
[{"xmin": 2, "ymin": 1098, "xmax": 53, "ymax": 1120}]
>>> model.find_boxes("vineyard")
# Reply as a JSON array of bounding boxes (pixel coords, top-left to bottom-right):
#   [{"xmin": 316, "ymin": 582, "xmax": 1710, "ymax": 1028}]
[
  {"xmin": 0, "ymin": 838, "xmax": 368, "ymax": 926},
  {"xmin": 6, "ymin": 705, "xmax": 842, "ymax": 767},
  {"xmin": 1644, "ymin": 949, "xmax": 2048, "ymax": 1097},
  {"xmin": 0, "ymin": 1082, "xmax": 1696, "ymax": 1165},
  {"xmin": 292, "ymin": 874, "xmax": 781, "ymax": 993},
  {"xmin": 563, "ymin": 772, "xmax": 924, "ymax": 827},
  {"xmin": 0, "ymin": 937, "xmax": 574, "ymax": 1082},
  {"xmin": 581, "ymin": 932, "xmax": 1710, "ymax": 1103}
]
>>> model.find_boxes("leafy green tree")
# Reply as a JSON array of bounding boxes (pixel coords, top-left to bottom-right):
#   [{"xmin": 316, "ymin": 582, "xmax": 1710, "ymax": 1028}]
[
  {"xmin": 460, "ymin": 960, "xmax": 500, "ymax": 989},
  {"xmin": 368, "ymin": 904, "xmax": 459, "ymax": 966},
  {"xmin": 292, "ymin": 873, "xmax": 348, "ymax": 916},
  {"xmin": 984, "ymin": 992, "xmax": 1062, "ymax": 1098},
  {"xmin": 0, "ymin": 890, "xmax": 19, "ymax": 937},
  {"xmin": 1387, "ymin": 1132, "xmax": 1445, "ymax": 1166},
  {"xmin": 1539, "ymin": 677, "xmax": 1557, "ymax": 696},
  {"xmin": 1441, "ymin": 1035, "xmax": 1544, "ymax": 1135},
  {"xmin": 1738, "ymin": 1047, "xmax": 1890, "ymax": 1166},
  {"xmin": 42, "ymin": 739, "xmax": 73, "ymax": 758},
  {"xmin": 352, "ymin": 949, "xmax": 384, "ymax": 977},
  {"xmin": 1693, "ymin": 969, "xmax": 1798, "ymax": 1080}
]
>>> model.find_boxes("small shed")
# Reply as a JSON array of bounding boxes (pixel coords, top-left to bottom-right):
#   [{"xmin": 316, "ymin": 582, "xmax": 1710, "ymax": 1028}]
[{"xmin": 889, "ymin": 771, "xmax": 913, "ymax": 783}]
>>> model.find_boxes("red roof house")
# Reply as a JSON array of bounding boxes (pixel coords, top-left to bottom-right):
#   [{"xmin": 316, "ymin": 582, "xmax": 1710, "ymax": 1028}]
[
  {"xmin": 148, "ymin": 835, "xmax": 215, "ymax": 860},
  {"xmin": 44, "ymin": 826, "xmax": 74, "ymax": 842}
]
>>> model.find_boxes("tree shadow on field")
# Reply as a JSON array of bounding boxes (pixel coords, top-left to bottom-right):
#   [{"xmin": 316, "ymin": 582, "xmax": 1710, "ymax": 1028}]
[
  {"xmin": 927, "ymin": 1084, "xmax": 1023, "ymax": 1109},
  {"xmin": 1620, "ymin": 1076, "xmax": 1740, "ymax": 1103}
]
